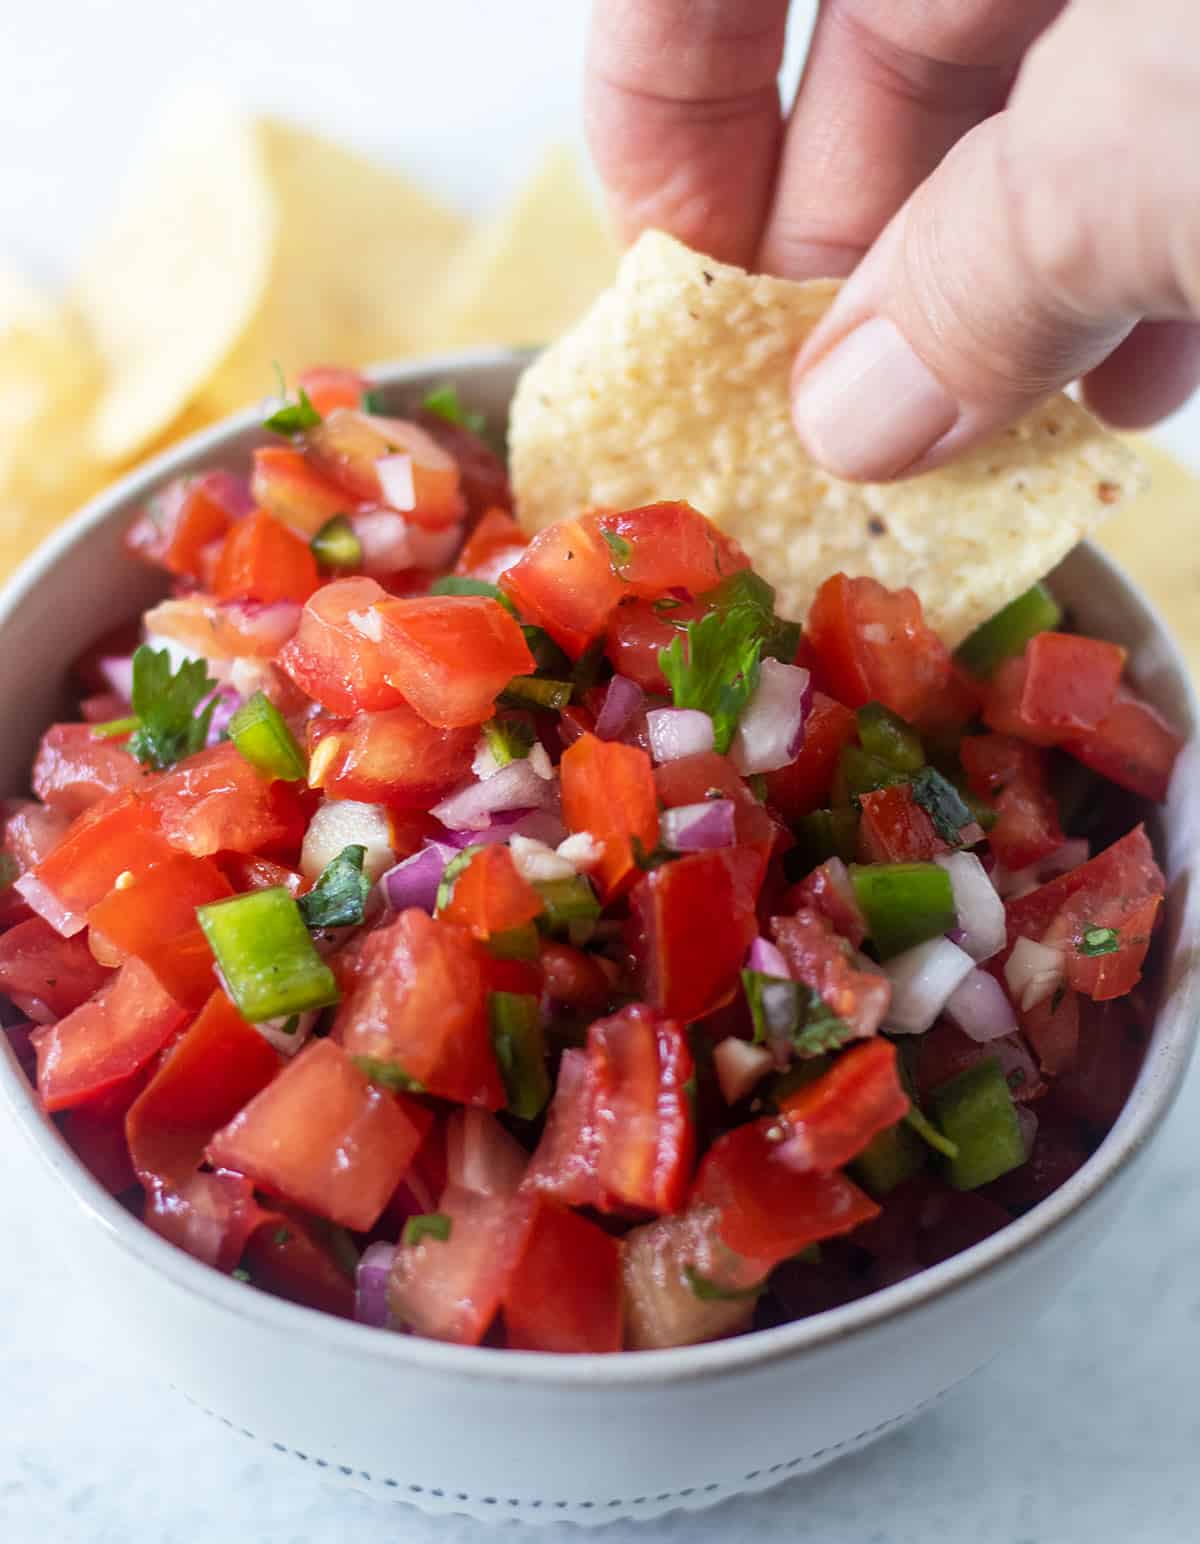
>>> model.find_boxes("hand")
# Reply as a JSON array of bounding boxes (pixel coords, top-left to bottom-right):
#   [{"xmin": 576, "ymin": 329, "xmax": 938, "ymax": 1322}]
[{"xmin": 586, "ymin": 1, "xmax": 1200, "ymax": 479}]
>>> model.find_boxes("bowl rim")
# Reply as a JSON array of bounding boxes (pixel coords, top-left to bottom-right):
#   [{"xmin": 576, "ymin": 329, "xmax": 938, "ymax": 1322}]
[{"xmin": 1, "ymin": 346, "xmax": 1197, "ymax": 1391}]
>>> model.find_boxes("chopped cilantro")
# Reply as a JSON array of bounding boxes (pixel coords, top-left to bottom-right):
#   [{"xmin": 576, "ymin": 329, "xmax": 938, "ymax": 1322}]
[
  {"xmin": 422, "ymin": 383, "xmax": 486, "ymax": 436},
  {"xmin": 482, "ymin": 716, "xmax": 534, "ymax": 767},
  {"xmin": 698, "ymin": 570, "xmax": 801, "ymax": 664},
  {"xmin": 741, "ymin": 969, "xmax": 856, "ymax": 1058},
  {"xmin": 600, "ymin": 526, "xmax": 632, "ymax": 577},
  {"xmin": 352, "ymin": 1056, "xmax": 425, "ymax": 1093},
  {"xmin": 1079, "ymin": 925, "xmax": 1120, "ymax": 957},
  {"xmin": 436, "ymin": 846, "xmax": 483, "ymax": 913},
  {"xmin": 910, "ymin": 766, "xmax": 976, "ymax": 845},
  {"xmin": 264, "ymin": 385, "xmax": 322, "ymax": 436},
  {"xmin": 403, "ymin": 1212, "xmax": 453, "ymax": 1246},
  {"xmin": 298, "ymin": 845, "xmax": 370, "ymax": 931},
  {"xmin": 521, "ymin": 625, "xmax": 572, "ymax": 677},
  {"xmin": 652, "ymin": 595, "xmax": 684, "ymax": 614},
  {"xmin": 90, "ymin": 715, "xmax": 139, "ymax": 740},
  {"xmin": 683, "ymin": 1266, "xmax": 761, "ymax": 1303},
  {"xmin": 232, "ymin": 1267, "xmax": 252, "ymax": 1283},
  {"xmin": 96, "ymin": 645, "xmax": 218, "ymax": 770},
  {"xmin": 277, "ymin": 1015, "xmax": 301, "ymax": 1037},
  {"xmin": 360, "ymin": 388, "xmax": 386, "ymax": 414},
  {"xmin": 429, "ymin": 574, "xmax": 517, "ymax": 614},
  {"xmin": 659, "ymin": 604, "xmax": 763, "ymax": 754}
]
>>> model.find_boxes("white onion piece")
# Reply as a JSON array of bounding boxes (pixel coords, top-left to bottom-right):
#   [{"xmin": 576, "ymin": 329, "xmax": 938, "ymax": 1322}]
[
  {"xmin": 301, "ymin": 799, "xmax": 394, "ymax": 884},
  {"xmin": 935, "ymin": 852, "xmax": 1006, "ymax": 962},
  {"xmin": 1004, "ymin": 936, "xmax": 1065, "ymax": 1011},
  {"xmin": 646, "ymin": 707, "xmax": 714, "ymax": 764},
  {"xmin": 556, "ymin": 832, "xmax": 603, "ymax": 870},
  {"xmin": 255, "ymin": 1010, "xmax": 317, "ymax": 1057},
  {"xmin": 375, "ymin": 452, "xmax": 415, "ymax": 511},
  {"xmin": 510, "ymin": 834, "xmax": 576, "ymax": 884},
  {"xmin": 432, "ymin": 760, "xmax": 559, "ymax": 831},
  {"xmin": 98, "ymin": 655, "xmax": 134, "ymax": 701},
  {"xmin": 353, "ymin": 511, "xmax": 412, "ymax": 575},
  {"xmin": 730, "ymin": 659, "xmax": 811, "ymax": 775},
  {"xmin": 884, "ymin": 937, "xmax": 975, "ymax": 1034},
  {"xmin": 445, "ymin": 1109, "xmax": 527, "ymax": 1199},
  {"xmin": 943, "ymin": 968, "xmax": 1017, "ymax": 1042},
  {"xmin": 713, "ymin": 1038, "xmax": 775, "ymax": 1105},
  {"xmin": 659, "ymin": 799, "xmax": 736, "ymax": 852}
]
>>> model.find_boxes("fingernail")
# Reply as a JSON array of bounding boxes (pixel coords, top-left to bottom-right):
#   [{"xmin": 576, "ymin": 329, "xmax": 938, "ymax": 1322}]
[{"xmin": 792, "ymin": 317, "xmax": 958, "ymax": 480}]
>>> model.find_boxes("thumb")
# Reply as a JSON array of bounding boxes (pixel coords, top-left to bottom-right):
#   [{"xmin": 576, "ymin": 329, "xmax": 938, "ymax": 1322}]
[{"xmin": 789, "ymin": 2, "xmax": 1200, "ymax": 481}]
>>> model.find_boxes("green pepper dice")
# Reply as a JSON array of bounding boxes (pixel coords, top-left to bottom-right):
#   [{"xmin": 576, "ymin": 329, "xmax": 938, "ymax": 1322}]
[
  {"xmin": 198, "ymin": 887, "xmax": 340, "ymax": 1022},
  {"xmin": 488, "ymin": 991, "xmax": 550, "ymax": 1120},
  {"xmin": 851, "ymin": 1119, "xmax": 927, "ymax": 1197},
  {"xmin": 856, "ymin": 703, "xmax": 925, "ymax": 773},
  {"xmin": 228, "ymin": 691, "xmax": 307, "ymax": 781},
  {"xmin": 850, "ymin": 861, "xmax": 956, "ymax": 959},
  {"xmin": 931, "ymin": 1057, "xmax": 1026, "ymax": 1190},
  {"xmin": 956, "ymin": 582, "xmax": 1062, "ymax": 678},
  {"xmin": 500, "ymin": 676, "xmax": 574, "ymax": 711}
]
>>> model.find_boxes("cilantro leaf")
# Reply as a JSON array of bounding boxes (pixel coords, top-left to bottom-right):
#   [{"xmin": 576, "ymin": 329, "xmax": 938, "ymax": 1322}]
[
  {"xmin": 360, "ymin": 388, "xmax": 385, "ymax": 414},
  {"xmin": 429, "ymin": 574, "xmax": 518, "ymax": 615},
  {"xmin": 910, "ymin": 766, "xmax": 976, "ymax": 845},
  {"xmin": 741, "ymin": 968, "xmax": 856, "ymax": 1058},
  {"xmin": 298, "ymin": 844, "xmax": 370, "ymax": 930},
  {"xmin": 659, "ymin": 604, "xmax": 764, "ymax": 754},
  {"xmin": 600, "ymin": 527, "xmax": 632, "ymax": 577},
  {"xmin": 1078, "ymin": 925, "xmax": 1120, "ymax": 956},
  {"xmin": 119, "ymin": 644, "xmax": 218, "ymax": 770},
  {"xmin": 482, "ymin": 717, "xmax": 534, "ymax": 767},
  {"xmin": 683, "ymin": 1267, "xmax": 761, "ymax": 1303},
  {"xmin": 352, "ymin": 1056, "xmax": 425, "ymax": 1093},
  {"xmin": 422, "ymin": 383, "xmax": 486, "ymax": 436},
  {"xmin": 264, "ymin": 386, "xmax": 322, "ymax": 435},
  {"xmin": 402, "ymin": 1212, "xmax": 453, "ymax": 1246}
]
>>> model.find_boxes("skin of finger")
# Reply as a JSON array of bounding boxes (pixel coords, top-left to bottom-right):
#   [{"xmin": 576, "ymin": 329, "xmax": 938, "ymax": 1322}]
[
  {"xmin": 1083, "ymin": 321, "xmax": 1200, "ymax": 429},
  {"xmin": 757, "ymin": 0, "xmax": 1066, "ymax": 279},
  {"xmin": 585, "ymin": 0, "xmax": 790, "ymax": 266}
]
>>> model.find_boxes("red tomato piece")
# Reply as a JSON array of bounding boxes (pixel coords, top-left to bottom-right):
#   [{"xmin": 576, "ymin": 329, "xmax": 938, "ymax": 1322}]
[
  {"xmin": 280, "ymin": 576, "xmax": 407, "ymax": 715},
  {"xmin": 1055, "ymin": 893, "xmax": 1162, "ymax": 1002},
  {"xmin": 1051, "ymin": 995, "xmax": 1147, "ymax": 1127},
  {"xmin": 1062, "ymin": 686, "xmax": 1184, "ymax": 803},
  {"xmin": 126, "ymin": 991, "xmax": 280, "ymax": 1190},
  {"xmin": 250, "ymin": 446, "xmax": 355, "ymax": 537},
  {"xmin": 913, "ymin": 663, "xmax": 982, "ymax": 739},
  {"xmin": 0, "ymin": 917, "xmax": 111, "ymax": 1020},
  {"xmin": 763, "ymin": 691, "xmax": 857, "ymax": 823},
  {"xmin": 503, "ymin": 1196, "xmax": 624, "ymax": 1353},
  {"xmin": 207, "ymin": 1039, "xmax": 431, "ymax": 1231},
  {"xmin": 806, "ymin": 574, "xmax": 951, "ymax": 722},
  {"xmin": 60, "ymin": 1067, "xmax": 149, "ymax": 1195},
  {"xmin": 31, "ymin": 958, "xmax": 189, "ymax": 1113},
  {"xmin": 3, "ymin": 799, "xmax": 69, "ymax": 874},
  {"xmin": 788, "ymin": 860, "xmax": 867, "ymax": 948},
  {"xmin": 148, "ymin": 742, "xmax": 296, "ymax": 859},
  {"xmin": 693, "ymin": 1118, "xmax": 880, "ymax": 1267},
  {"xmin": 561, "ymin": 733, "xmax": 660, "ymax": 900},
  {"xmin": 538, "ymin": 939, "xmax": 613, "ymax": 1014},
  {"xmin": 217, "ymin": 854, "xmax": 305, "ymax": 895},
  {"xmin": 605, "ymin": 596, "xmax": 704, "ymax": 694},
  {"xmin": 373, "ymin": 595, "xmax": 534, "ymax": 728},
  {"xmin": 856, "ymin": 784, "xmax": 949, "ymax": 863},
  {"xmin": 959, "ymin": 733, "xmax": 1064, "ymax": 870},
  {"xmin": 521, "ymin": 1047, "xmax": 605, "ymax": 1209},
  {"xmin": 1020, "ymin": 985, "xmax": 1081, "ymax": 1076},
  {"xmin": 308, "ymin": 409, "xmax": 465, "ymax": 528},
  {"xmin": 441, "ymin": 844, "xmax": 544, "ymax": 940},
  {"xmin": 653, "ymin": 749, "xmax": 780, "ymax": 867},
  {"xmin": 388, "ymin": 1183, "xmax": 521, "ymax": 1344},
  {"xmin": 124, "ymin": 473, "xmax": 240, "ymax": 580},
  {"xmin": 31, "ymin": 724, "xmax": 143, "ymax": 817},
  {"xmin": 240, "ymin": 1207, "xmax": 357, "ymax": 1317},
  {"xmin": 334, "ymin": 909, "xmax": 504, "ymax": 1109},
  {"xmin": 1019, "ymin": 632, "xmax": 1125, "ymax": 735},
  {"xmin": 21, "ymin": 791, "xmax": 172, "ymax": 936},
  {"xmin": 297, "ymin": 365, "xmax": 370, "ymax": 417},
  {"xmin": 313, "ymin": 704, "xmax": 476, "ymax": 809},
  {"xmin": 454, "ymin": 507, "xmax": 528, "ymax": 576},
  {"xmin": 778, "ymin": 1039, "xmax": 909, "ymax": 1171},
  {"xmin": 771, "ymin": 907, "xmax": 892, "ymax": 1039},
  {"xmin": 593, "ymin": 502, "xmax": 749, "ymax": 598},
  {"xmin": 630, "ymin": 847, "xmax": 764, "ymax": 1023},
  {"xmin": 144, "ymin": 1169, "xmax": 266, "ymax": 1273},
  {"xmin": 500, "ymin": 518, "xmax": 629, "ymax": 658},
  {"xmin": 87, "ymin": 852, "xmax": 232, "ymax": 1005},
  {"xmin": 589, "ymin": 1004, "xmax": 695, "ymax": 1214},
  {"xmin": 213, "ymin": 509, "xmax": 320, "ymax": 605}
]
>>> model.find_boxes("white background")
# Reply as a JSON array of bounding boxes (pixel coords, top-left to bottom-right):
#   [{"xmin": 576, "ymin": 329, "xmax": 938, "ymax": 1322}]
[{"xmin": 2, "ymin": 4, "xmax": 1199, "ymax": 1541}]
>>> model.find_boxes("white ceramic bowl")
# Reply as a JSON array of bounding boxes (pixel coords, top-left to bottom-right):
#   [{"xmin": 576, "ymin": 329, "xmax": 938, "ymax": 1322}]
[{"xmin": 1, "ymin": 351, "xmax": 1197, "ymax": 1528}]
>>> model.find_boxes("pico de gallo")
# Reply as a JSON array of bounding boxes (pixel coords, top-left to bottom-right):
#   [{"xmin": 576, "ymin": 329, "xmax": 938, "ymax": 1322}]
[{"xmin": 0, "ymin": 366, "xmax": 1183, "ymax": 1353}]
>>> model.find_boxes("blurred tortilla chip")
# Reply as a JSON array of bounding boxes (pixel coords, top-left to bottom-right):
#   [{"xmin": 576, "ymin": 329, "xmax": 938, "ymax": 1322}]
[
  {"xmin": 73, "ymin": 86, "xmax": 275, "ymax": 463},
  {"xmin": 510, "ymin": 231, "xmax": 1145, "ymax": 644},
  {"xmin": 422, "ymin": 146, "xmax": 617, "ymax": 351}
]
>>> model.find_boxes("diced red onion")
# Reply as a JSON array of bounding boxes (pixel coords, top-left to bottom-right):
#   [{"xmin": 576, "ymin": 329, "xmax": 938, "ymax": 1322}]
[
  {"xmin": 646, "ymin": 707, "xmax": 714, "ymax": 764},
  {"xmin": 730, "ymin": 660, "xmax": 812, "ymax": 775},
  {"xmin": 943, "ymin": 968, "xmax": 1018, "ymax": 1042},
  {"xmin": 659, "ymin": 798, "xmax": 736, "ymax": 852},
  {"xmin": 713, "ymin": 1037, "xmax": 775, "ymax": 1104},
  {"xmin": 354, "ymin": 511, "xmax": 412, "ymax": 574},
  {"xmin": 98, "ymin": 655, "xmax": 135, "ymax": 701},
  {"xmin": 201, "ymin": 469, "xmax": 255, "ymax": 519},
  {"xmin": 220, "ymin": 601, "xmax": 303, "ymax": 652},
  {"xmin": 446, "ymin": 1108, "xmax": 527, "ymax": 1199},
  {"xmin": 1015, "ymin": 1103, "xmax": 1039, "ymax": 1160},
  {"xmin": 747, "ymin": 936, "xmax": 789, "ymax": 978},
  {"xmin": 993, "ymin": 838, "xmax": 1091, "ymax": 899},
  {"xmin": 203, "ymin": 685, "xmax": 242, "ymax": 747},
  {"xmin": 355, "ymin": 1242, "xmax": 396, "ymax": 1328},
  {"xmin": 883, "ymin": 937, "xmax": 975, "ymax": 1034},
  {"xmin": 594, "ymin": 675, "xmax": 644, "ymax": 741},
  {"xmin": 382, "ymin": 842, "xmax": 458, "ymax": 912},
  {"xmin": 1003, "ymin": 936, "xmax": 1065, "ymax": 1011},
  {"xmin": 440, "ymin": 808, "xmax": 568, "ymax": 850},
  {"xmin": 14, "ymin": 873, "xmax": 84, "ymax": 937},
  {"xmin": 375, "ymin": 453, "xmax": 416, "ymax": 512},
  {"xmin": 432, "ymin": 760, "xmax": 559, "ymax": 831},
  {"xmin": 934, "ymin": 852, "xmax": 1006, "ymax": 962}
]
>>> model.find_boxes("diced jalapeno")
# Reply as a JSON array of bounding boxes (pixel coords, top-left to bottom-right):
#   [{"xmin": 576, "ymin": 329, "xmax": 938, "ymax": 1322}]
[
  {"xmin": 198, "ymin": 887, "xmax": 340, "ymax": 1022},
  {"xmin": 534, "ymin": 874, "xmax": 601, "ymax": 934},
  {"xmin": 228, "ymin": 691, "xmax": 307, "ymax": 781},
  {"xmin": 833, "ymin": 745, "xmax": 908, "ymax": 805},
  {"xmin": 851, "ymin": 1119, "xmax": 927, "ymax": 1196},
  {"xmin": 500, "ymin": 676, "xmax": 573, "ymax": 711},
  {"xmin": 931, "ymin": 1057, "xmax": 1026, "ymax": 1190},
  {"xmin": 849, "ymin": 861, "xmax": 956, "ymax": 959},
  {"xmin": 488, "ymin": 990, "xmax": 550, "ymax": 1120},
  {"xmin": 856, "ymin": 703, "xmax": 925, "ymax": 773},
  {"xmin": 310, "ymin": 514, "xmax": 361, "ymax": 570},
  {"xmin": 955, "ymin": 582, "xmax": 1062, "ymax": 678},
  {"xmin": 789, "ymin": 808, "xmax": 860, "ymax": 875},
  {"xmin": 488, "ymin": 922, "xmax": 541, "ymax": 960}
]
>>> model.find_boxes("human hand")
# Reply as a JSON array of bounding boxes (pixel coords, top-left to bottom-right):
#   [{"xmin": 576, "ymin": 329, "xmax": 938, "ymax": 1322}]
[{"xmin": 586, "ymin": 0, "xmax": 1200, "ymax": 479}]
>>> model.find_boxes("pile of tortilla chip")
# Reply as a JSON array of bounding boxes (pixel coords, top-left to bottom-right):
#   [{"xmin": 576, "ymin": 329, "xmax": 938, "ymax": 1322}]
[{"xmin": 0, "ymin": 86, "xmax": 617, "ymax": 580}]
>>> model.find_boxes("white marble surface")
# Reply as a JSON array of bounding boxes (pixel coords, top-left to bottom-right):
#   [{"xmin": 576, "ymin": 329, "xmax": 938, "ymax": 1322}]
[{"xmin": 3, "ymin": 4, "xmax": 1200, "ymax": 1540}]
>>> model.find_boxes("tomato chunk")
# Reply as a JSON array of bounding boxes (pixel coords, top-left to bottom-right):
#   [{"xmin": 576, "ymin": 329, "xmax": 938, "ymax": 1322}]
[
  {"xmin": 561, "ymin": 733, "xmax": 659, "ymax": 901},
  {"xmin": 605, "ymin": 596, "xmax": 703, "ymax": 694},
  {"xmin": 241, "ymin": 1207, "xmax": 357, "ymax": 1316},
  {"xmin": 125, "ymin": 473, "xmax": 240, "ymax": 579},
  {"xmin": 500, "ymin": 518, "xmax": 629, "ymax": 658},
  {"xmin": 334, "ymin": 909, "xmax": 504, "ymax": 1108},
  {"xmin": 148, "ymin": 742, "xmax": 297, "ymax": 859},
  {"xmin": 1020, "ymin": 985, "xmax": 1081, "ymax": 1075},
  {"xmin": 207, "ymin": 1039, "xmax": 431, "ymax": 1230},
  {"xmin": 789, "ymin": 860, "xmax": 868, "ymax": 948},
  {"xmin": 503, "ymin": 1196, "xmax": 623, "ymax": 1353},
  {"xmin": 653, "ymin": 749, "xmax": 779, "ymax": 866},
  {"xmin": 415, "ymin": 410, "xmax": 512, "ymax": 518},
  {"xmin": 455, "ymin": 508, "xmax": 527, "ymax": 578},
  {"xmin": 126, "ymin": 990, "xmax": 280, "ymax": 1190},
  {"xmin": 521, "ymin": 1047, "xmax": 605, "ymax": 1208},
  {"xmin": 806, "ymin": 574, "xmax": 951, "ymax": 721},
  {"xmin": 1063, "ymin": 686, "xmax": 1184, "ymax": 803},
  {"xmin": 250, "ymin": 446, "xmax": 355, "ymax": 536},
  {"xmin": 771, "ymin": 906, "xmax": 892, "ymax": 1039},
  {"xmin": 297, "ymin": 365, "xmax": 370, "ymax": 417},
  {"xmin": 373, "ymin": 595, "xmax": 534, "ymax": 728},
  {"xmin": 441, "ymin": 844, "xmax": 544, "ymax": 940},
  {"xmin": 32, "ymin": 959, "xmax": 189, "ymax": 1112},
  {"xmin": 763, "ymin": 691, "xmax": 857, "ymax": 822},
  {"xmin": 387, "ymin": 1183, "xmax": 520, "ymax": 1344},
  {"xmin": 61, "ymin": 1068, "xmax": 147, "ymax": 1194},
  {"xmin": 856, "ymin": 784, "xmax": 949, "ymax": 863},
  {"xmin": 1019, "ymin": 632, "xmax": 1125, "ymax": 735},
  {"xmin": 313, "ymin": 704, "xmax": 476, "ymax": 810},
  {"xmin": 959, "ymin": 733, "xmax": 1064, "ymax": 870},
  {"xmin": 630, "ymin": 847, "xmax": 763, "ymax": 1022},
  {"xmin": 308, "ymin": 409, "xmax": 465, "ymax": 528},
  {"xmin": 214, "ymin": 509, "xmax": 320, "ymax": 605},
  {"xmin": 144, "ymin": 1169, "xmax": 265, "ymax": 1273},
  {"xmin": 778, "ymin": 1040, "xmax": 909, "ymax": 1170},
  {"xmin": 594, "ymin": 502, "xmax": 749, "ymax": 598},
  {"xmin": 0, "ymin": 917, "xmax": 111, "ymax": 1021},
  {"xmin": 280, "ymin": 576, "xmax": 407, "ymax": 715},
  {"xmin": 31, "ymin": 723, "xmax": 142, "ymax": 817},
  {"xmin": 144, "ymin": 595, "xmax": 302, "ymax": 660}
]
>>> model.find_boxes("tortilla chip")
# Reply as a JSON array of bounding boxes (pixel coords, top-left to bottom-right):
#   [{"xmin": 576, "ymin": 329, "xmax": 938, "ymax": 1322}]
[
  {"xmin": 73, "ymin": 87, "xmax": 275, "ymax": 462},
  {"xmin": 510, "ymin": 231, "xmax": 1145, "ymax": 645},
  {"xmin": 193, "ymin": 117, "xmax": 468, "ymax": 419},
  {"xmin": 421, "ymin": 146, "xmax": 618, "ymax": 351}
]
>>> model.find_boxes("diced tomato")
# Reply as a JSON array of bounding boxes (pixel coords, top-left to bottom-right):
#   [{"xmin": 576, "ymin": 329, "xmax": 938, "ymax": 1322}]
[
  {"xmin": 126, "ymin": 991, "xmax": 280, "ymax": 1190},
  {"xmin": 502, "ymin": 1196, "xmax": 623, "ymax": 1353},
  {"xmin": 240, "ymin": 1207, "xmax": 357, "ymax": 1317},
  {"xmin": 561, "ymin": 734, "xmax": 659, "ymax": 901},
  {"xmin": 653, "ymin": 750, "xmax": 779, "ymax": 867},
  {"xmin": 441, "ymin": 844, "xmax": 543, "ymax": 940},
  {"xmin": 207, "ymin": 1039, "xmax": 431, "ymax": 1231},
  {"xmin": 312, "ymin": 704, "xmax": 475, "ymax": 810},
  {"xmin": 143, "ymin": 595, "xmax": 302, "ymax": 659},
  {"xmin": 521, "ymin": 1048, "xmax": 605, "ymax": 1208},
  {"xmin": 373, "ymin": 595, "xmax": 534, "ymax": 728},
  {"xmin": 589, "ymin": 1004, "xmax": 695, "ymax": 1214},
  {"xmin": 778, "ymin": 1040, "xmax": 909, "ymax": 1170},
  {"xmin": 334, "ymin": 909, "xmax": 504, "ymax": 1109},
  {"xmin": 31, "ymin": 724, "xmax": 143, "ymax": 817},
  {"xmin": 1021, "ymin": 633, "xmax": 1125, "ymax": 735},
  {"xmin": 538, "ymin": 940, "xmax": 613, "ymax": 1014},
  {"xmin": 1051, "ymin": 995, "xmax": 1148, "ymax": 1128},
  {"xmin": 60, "ymin": 1067, "xmax": 149, "ymax": 1194},
  {"xmin": 631, "ymin": 847, "xmax": 762, "ymax": 1023},
  {"xmin": 1020, "ymin": 985, "xmax": 1081, "ymax": 1075},
  {"xmin": 763, "ymin": 691, "xmax": 857, "ymax": 822},
  {"xmin": 0, "ymin": 917, "xmax": 111, "ymax": 1021},
  {"xmin": 217, "ymin": 854, "xmax": 305, "ymax": 896},
  {"xmin": 913, "ymin": 663, "xmax": 982, "ymax": 739},
  {"xmin": 297, "ymin": 365, "xmax": 370, "ymax": 417},
  {"xmin": 22, "ymin": 791, "xmax": 173, "ymax": 936},
  {"xmin": 308, "ymin": 410, "xmax": 465, "ymax": 528},
  {"xmin": 32, "ymin": 958, "xmax": 189, "ymax": 1112},
  {"xmin": 1057, "ymin": 893, "xmax": 1162, "ymax": 1002},
  {"xmin": 605, "ymin": 596, "xmax": 703, "ymax": 693},
  {"xmin": 87, "ymin": 852, "xmax": 232, "ymax": 1004},
  {"xmin": 454, "ymin": 508, "xmax": 527, "ymax": 577},
  {"xmin": 500, "ymin": 518, "xmax": 629, "ymax": 658},
  {"xmin": 388, "ymin": 1183, "xmax": 520, "ymax": 1344},
  {"xmin": 594, "ymin": 502, "xmax": 750, "ymax": 598},
  {"xmin": 771, "ymin": 907, "xmax": 892, "ymax": 1039},
  {"xmin": 125, "ymin": 473, "xmax": 239, "ymax": 580},
  {"xmin": 148, "ymin": 742, "xmax": 297, "ymax": 859},
  {"xmin": 806, "ymin": 574, "xmax": 951, "ymax": 722},
  {"xmin": 415, "ymin": 410, "xmax": 513, "ymax": 519},
  {"xmin": 959, "ymin": 734, "xmax": 1064, "ymax": 870},
  {"xmin": 280, "ymin": 576, "xmax": 408, "ymax": 715},
  {"xmin": 693, "ymin": 1118, "xmax": 879, "ymax": 1267},
  {"xmin": 787, "ymin": 860, "xmax": 867, "ymax": 948},
  {"xmin": 250, "ymin": 446, "xmax": 355, "ymax": 537},
  {"xmin": 3, "ymin": 799, "xmax": 69, "ymax": 873},
  {"xmin": 144, "ymin": 1169, "xmax": 265, "ymax": 1273},
  {"xmin": 213, "ymin": 509, "xmax": 320, "ymax": 605},
  {"xmin": 1063, "ymin": 686, "xmax": 1184, "ymax": 803},
  {"xmin": 856, "ymin": 784, "xmax": 948, "ymax": 863}
]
